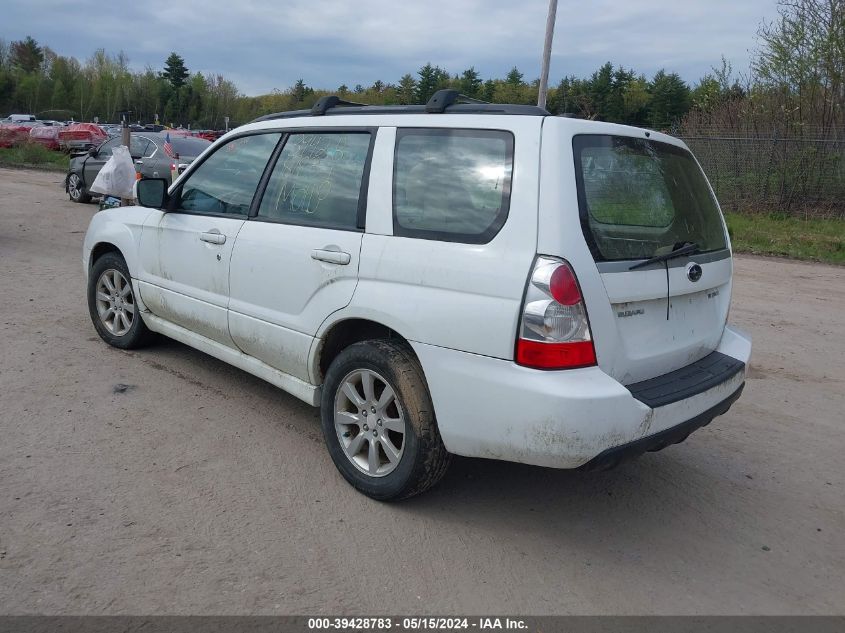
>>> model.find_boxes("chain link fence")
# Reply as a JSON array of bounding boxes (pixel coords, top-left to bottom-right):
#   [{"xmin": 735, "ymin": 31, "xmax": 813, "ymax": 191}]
[{"xmin": 681, "ymin": 135, "xmax": 845, "ymax": 218}]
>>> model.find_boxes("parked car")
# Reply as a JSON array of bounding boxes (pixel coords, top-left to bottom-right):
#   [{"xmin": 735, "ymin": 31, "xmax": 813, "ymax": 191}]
[
  {"xmin": 99, "ymin": 124, "xmax": 123, "ymax": 137},
  {"xmin": 29, "ymin": 125, "xmax": 61, "ymax": 150},
  {"xmin": 0, "ymin": 122, "xmax": 37, "ymax": 148},
  {"xmin": 58, "ymin": 123, "xmax": 107, "ymax": 152},
  {"xmin": 66, "ymin": 132, "xmax": 211, "ymax": 202},
  {"xmin": 82, "ymin": 90, "xmax": 751, "ymax": 500}
]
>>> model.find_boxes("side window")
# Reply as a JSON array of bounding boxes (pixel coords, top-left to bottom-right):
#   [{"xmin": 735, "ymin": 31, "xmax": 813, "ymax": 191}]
[
  {"xmin": 257, "ymin": 132, "xmax": 371, "ymax": 230},
  {"xmin": 97, "ymin": 137, "xmax": 120, "ymax": 158},
  {"xmin": 129, "ymin": 136, "xmax": 151, "ymax": 158},
  {"xmin": 393, "ymin": 129, "xmax": 514, "ymax": 243},
  {"xmin": 143, "ymin": 139, "xmax": 158, "ymax": 158},
  {"xmin": 176, "ymin": 133, "xmax": 281, "ymax": 216}
]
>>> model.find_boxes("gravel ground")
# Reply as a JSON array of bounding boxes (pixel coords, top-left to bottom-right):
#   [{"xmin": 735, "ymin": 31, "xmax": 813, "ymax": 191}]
[{"xmin": 0, "ymin": 168, "xmax": 843, "ymax": 615}]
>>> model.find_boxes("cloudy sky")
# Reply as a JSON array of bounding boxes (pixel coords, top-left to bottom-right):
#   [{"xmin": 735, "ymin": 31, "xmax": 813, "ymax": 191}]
[{"xmin": 3, "ymin": 0, "xmax": 779, "ymax": 95}]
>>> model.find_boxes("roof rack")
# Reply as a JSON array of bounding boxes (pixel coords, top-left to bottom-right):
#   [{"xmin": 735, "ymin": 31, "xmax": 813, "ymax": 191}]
[
  {"xmin": 310, "ymin": 95, "xmax": 366, "ymax": 116},
  {"xmin": 251, "ymin": 91, "xmax": 549, "ymax": 123},
  {"xmin": 424, "ymin": 89, "xmax": 487, "ymax": 113}
]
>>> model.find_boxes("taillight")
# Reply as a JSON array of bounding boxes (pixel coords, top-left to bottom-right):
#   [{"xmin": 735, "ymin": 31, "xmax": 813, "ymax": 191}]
[{"xmin": 516, "ymin": 256, "xmax": 596, "ymax": 370}]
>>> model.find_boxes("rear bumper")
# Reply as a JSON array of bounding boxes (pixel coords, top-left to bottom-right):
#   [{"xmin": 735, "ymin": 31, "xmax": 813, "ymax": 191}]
[
  {"xmin": 411, "ymin": 325, "xmax": 751, "ymax": 469},
  {"xmin": 578, "ymin": 383, "xmax": 744, "ymax": 471}
]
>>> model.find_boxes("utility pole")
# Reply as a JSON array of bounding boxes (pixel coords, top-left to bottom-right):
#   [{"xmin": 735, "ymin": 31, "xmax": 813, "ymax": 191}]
[
  {"xmin": 537, "ymin": 0, "xmax": 559, "ymax": 110},
  {"xmin": 119, "ymin": 111, "xmax": 133, "ymax": 206}
]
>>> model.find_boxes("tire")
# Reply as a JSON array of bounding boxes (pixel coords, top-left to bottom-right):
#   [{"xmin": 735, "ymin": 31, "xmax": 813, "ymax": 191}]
[
  {"xmin": 87, "ymin": 252, "xmax": 155, "ymax": 349},
  {"xmin": 320, "ymin": 339, "xmax": 451, "ymax": 501},
  {"xmin": 68, "ymin": 172, "xmax": 92, "ymax": 203}
]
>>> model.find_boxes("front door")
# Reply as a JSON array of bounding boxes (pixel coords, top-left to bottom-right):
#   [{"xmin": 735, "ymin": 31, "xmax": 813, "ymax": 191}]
[{"xmin": 137, "ymin": 132, "xmax": 282, "ymax": 347}]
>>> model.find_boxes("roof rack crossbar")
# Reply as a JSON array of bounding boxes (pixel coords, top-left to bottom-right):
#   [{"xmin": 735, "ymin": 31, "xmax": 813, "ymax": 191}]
[
  {"xmin": 249, "ymin": 100, "xmax": 550, "ymax": 124},
  {"xmin": 425, "ymin": 89, "xmax": 488, "ymax": 113},
  {"xmin": 310, "ymin": 95, "xmax": 367, "ymax": 116}
]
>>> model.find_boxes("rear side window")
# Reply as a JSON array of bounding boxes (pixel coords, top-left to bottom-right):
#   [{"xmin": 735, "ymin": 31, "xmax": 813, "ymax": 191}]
[
  {"xmin": 129, "ymin": 136, "xmax": 151, "ymax": 158},
  {"xmin": 257, "ymin": 132, "xmax": 372, "ymax": 230},
  {"xmin": 393, "ymin": 129, "xmax": 513, "ymax": 243},
  {"xmin": 573, "ymin": 135, "xmax": 728, "ymax": 261}
]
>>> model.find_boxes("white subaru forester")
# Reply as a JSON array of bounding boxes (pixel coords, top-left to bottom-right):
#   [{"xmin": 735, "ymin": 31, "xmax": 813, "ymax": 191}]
[{"xmin": 83, "ymin": 91, "xmax": 751, "ymax": 500}]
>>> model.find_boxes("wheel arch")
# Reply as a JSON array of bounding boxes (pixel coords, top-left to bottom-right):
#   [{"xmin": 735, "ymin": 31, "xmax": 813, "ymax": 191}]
[
  {"xmin": 89, "ymin": 241, "xmax": 122, "ymax": 267},
  {"xmin": 83, "ymin": 208, "xmax": 151, "ymax": 279},
  {"xmin": 311, "ymin": 316, "xmax": 419, "ymax": 386}
]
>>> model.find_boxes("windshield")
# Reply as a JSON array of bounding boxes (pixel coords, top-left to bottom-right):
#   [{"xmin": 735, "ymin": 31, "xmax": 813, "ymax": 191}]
[{"xmin": 573, "ymin": 134, "xmax": 728, "ymax": 262}]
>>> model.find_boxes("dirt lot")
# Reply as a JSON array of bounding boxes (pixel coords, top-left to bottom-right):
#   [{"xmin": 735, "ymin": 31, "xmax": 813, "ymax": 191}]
[{"xmin": 0, "ymin": 167, "xmax": 843, "ymax": 615}]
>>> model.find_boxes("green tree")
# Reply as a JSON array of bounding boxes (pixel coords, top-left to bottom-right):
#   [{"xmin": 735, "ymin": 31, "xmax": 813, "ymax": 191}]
[
  {"xmin": 691, "ymin": 75, "xmax": 723, "ymax": 111},
  {"xmin": 586, "ymin": 62, "xmax": 614, "ymax": 120},
  {"xmin": 291, "ymin": 78, "xmax": 311, "ymax": 104},
  {"xmin": 397, "ymin": 73, "xmax": 417, "ymax": 104},
  {"xmin": 10, "ymin": 36, "xmax": 43, "ymax": 73},
  {"xmin": 416, "ymin": 63, "xmax": 448, "ymax": 103},
  {"xmin": 753, "ymin": 0, "xmax": 843, "ymax": 130},
  {"xmin": 505, "ymin": 66, "xmax": 524, "ymax": 85},
  {"xmin": 621, "ymin": 74, "xmax": 650, "ymax": 125},
  {"xmin": 458, "ymin": 67, "xmax": 482, "ymax": 97},
  {"xmin": 162, "ymin": 52, "xmax": 189, "ymax": 89},
  {"xmin": 648, "ymin": 70, "xmax": 691, "ymax": 130}
]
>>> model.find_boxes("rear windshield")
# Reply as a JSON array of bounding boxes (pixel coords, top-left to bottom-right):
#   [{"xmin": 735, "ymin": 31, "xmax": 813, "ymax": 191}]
[
  {"xmin": 171, "ymin": 137, "xmax": 211, "ymax": 157},
  {"xmin": 573, "ymin": 135, "xmax": 727, "ymax": 262}
]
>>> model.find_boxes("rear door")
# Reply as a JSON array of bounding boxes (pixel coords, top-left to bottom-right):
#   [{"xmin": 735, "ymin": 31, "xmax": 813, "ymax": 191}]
[
  {"xmin": 227, "ymin": 130, "xmax": 373, "ymax": 381},
  {"xmin": 579, "ymin": 134, "xmax": 731, "ymax": 384},
  {"xmin": 541, "ymin": 122, "xmax": 732, "ymax": 384}
]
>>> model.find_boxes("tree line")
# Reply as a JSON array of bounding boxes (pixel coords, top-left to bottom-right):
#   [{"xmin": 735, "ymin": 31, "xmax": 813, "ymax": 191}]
[
  {"xmin": 0, "ymin": 0, "xmax": 840, "ymax": 138},
  {"xmin": 1, "ymin": 39, "xmax": 740, "ymax": 131}
]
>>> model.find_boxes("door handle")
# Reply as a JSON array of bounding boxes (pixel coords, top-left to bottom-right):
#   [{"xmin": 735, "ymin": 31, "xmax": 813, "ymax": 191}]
[
  {"xmin": 311, "ymin": 248, "xmax": 351, "ymax": 265},
  {"xmin": 200, "ymin": 230, "xmax": 226, "ymax": 245}
]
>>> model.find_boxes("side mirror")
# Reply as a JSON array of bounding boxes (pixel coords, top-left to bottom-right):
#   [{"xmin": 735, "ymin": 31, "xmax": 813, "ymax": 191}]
[
  {"xmin": 88, "ymin": 147, "xmax": 98, "ymax": 157},
  {"xmin": 136, "ymin": 178, "xmax": 168, "ymax": 209}
]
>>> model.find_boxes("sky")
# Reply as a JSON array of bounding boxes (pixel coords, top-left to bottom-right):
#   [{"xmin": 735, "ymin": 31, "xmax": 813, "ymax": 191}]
[{"xmin": 1, "ymin": 0, "xmax": 780, "ymax": 95}]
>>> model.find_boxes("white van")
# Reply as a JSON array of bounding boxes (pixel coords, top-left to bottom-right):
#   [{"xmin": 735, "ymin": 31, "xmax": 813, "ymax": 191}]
[{"xmin": 82, "ymin": 91, "xmax": 751, "ymax": 500}]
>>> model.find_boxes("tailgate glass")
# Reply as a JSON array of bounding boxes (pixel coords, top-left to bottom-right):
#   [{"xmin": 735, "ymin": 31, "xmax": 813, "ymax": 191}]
[{"xmin": 573, "ymin": 135, "xmax": 727, "ymax": 261}]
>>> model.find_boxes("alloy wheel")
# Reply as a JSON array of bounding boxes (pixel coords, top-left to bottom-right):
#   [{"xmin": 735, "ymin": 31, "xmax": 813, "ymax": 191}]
[
  {"xmin": 333, "ymin": 369, "xmax": 406, "ymax": 477},
  {"xmin": 68, "ymin": 174, "xmax": 82, "ymax": 201},
  {"xmin": 95, "ymin": 269, "xmax": 135, "ymax": 336}
]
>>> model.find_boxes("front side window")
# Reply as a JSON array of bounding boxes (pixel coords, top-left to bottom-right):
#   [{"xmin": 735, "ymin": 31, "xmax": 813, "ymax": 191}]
[
  {"xmin": 573, "ymin": 135, "xmax": 728, "ymax": 261},
  {"xmin": 393, "ymin": 129, "xmax": 514, "ymax": 243},
  {"xmin": 176, "ymin": 133, "xmax": 281, "ymax": 216},
  {"xmin": 97, "ymin": 137, "xmax": 120, "ymax": 158},
  {"xmin": 257, "ymin": 132, "xmax": 371, "ymax": 230}
]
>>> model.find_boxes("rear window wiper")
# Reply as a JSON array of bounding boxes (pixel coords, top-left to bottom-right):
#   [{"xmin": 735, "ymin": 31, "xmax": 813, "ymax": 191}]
[{"xmin": 628, "ymin": 242, "xmax": 700, "ymax": 270}]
